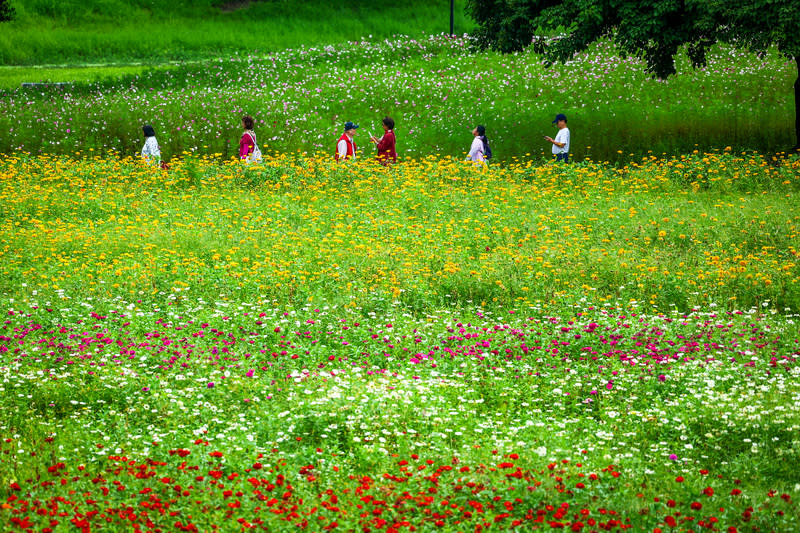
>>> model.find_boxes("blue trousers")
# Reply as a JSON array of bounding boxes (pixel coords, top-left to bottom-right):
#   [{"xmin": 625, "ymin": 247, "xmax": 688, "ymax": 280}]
[{"xmin": 555, "ymin": 153, "xmax": 569, "ymax": 163}]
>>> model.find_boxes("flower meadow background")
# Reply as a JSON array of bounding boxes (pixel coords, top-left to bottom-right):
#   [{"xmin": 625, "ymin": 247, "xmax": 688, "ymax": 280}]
[
  {"xmin": 1, "ymin": 152, "xmax": 799, "ymax": 532},
  {"xmin": 0, "ymin": 34, "xmax": 796, "ymax": 163},
  {"xmin": 2, "ymin": 3, "xmax": 800, "ymax": 528}
]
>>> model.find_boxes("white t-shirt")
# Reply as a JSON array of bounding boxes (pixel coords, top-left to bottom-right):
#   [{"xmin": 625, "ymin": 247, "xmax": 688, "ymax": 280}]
[
  {"xmin": 467, "ymin": 136, "xmax": 485, "ymax": 163},
  {"xmin": 141, "ymin": 136, "xmax": 161, "ymax": 163},
  {"xmin": 552, "ymin": 127, "xmax": 570, "ymax": 155}
]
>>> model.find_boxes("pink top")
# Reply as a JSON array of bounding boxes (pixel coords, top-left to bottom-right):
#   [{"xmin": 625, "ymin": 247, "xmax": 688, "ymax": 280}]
[{"xmin": 239, "ymin": 131, "xmax": 255, "ymax": 159}]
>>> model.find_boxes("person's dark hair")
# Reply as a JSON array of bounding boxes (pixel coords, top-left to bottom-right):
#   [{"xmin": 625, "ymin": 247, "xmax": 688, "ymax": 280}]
[
  {"xmin": 142, "ymin": 124, "xmax": 156, "ymax": 138},
  {"xmin": 382, "ymin": 116, "xmax": 395, "ymax": 130},
  {"xmin": 242, "ymin": 116, "xmax": 255, "ymax": 130},
  {"xmin": 476, "ymin": 125, "xmax": 486, "ymax": 136}
]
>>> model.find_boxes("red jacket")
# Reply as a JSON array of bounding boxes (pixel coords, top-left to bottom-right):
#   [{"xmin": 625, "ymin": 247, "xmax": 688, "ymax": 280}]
[
  {"xmin": 375, "ymin": 130, "xmax": 397, "ymax": 165},
  {"xmin": 334, "ymin": 133, "xmax": 357, "ymax": 161}
]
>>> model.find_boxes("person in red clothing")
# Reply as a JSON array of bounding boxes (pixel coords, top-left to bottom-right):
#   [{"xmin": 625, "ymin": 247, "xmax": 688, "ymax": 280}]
[
  {"xmin": 370, "ymin": 117, "xmax": 397, "ymax": 166},
  {"xmin": 335, "ymin": 121, "xmax": 359, "ymax": 162},
  {"xmin": 239, "ymin": 115, "xmax": 261, "ymax": 163}
]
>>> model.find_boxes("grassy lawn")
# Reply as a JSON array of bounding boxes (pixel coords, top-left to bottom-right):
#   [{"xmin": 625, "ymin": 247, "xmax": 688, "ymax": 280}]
[
  {"xmin": 0, "ymin": 63, "xmax": 174, "ymax": 90},
  {"xmin": 0, "ymin": 0, "xmax": 476, "ymax": 65}
]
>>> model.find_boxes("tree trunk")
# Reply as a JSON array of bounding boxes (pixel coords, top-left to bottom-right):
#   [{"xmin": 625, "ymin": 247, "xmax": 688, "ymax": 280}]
[{"xmin": 794, "ymin": 56, "xmax": 800, "ymax": 153}]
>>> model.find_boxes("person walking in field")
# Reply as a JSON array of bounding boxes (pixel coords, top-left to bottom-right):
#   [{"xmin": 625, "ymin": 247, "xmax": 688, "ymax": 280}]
[
  {"xmin": 141, "ymin": 124, "xmax": 161, "ymax": 165},
  {"xmin": 466, "ymin": 125, "xmax": 490, "ymax": 166},
  {"xmin": 239, "ymin": 116, "xmax": 262, "ymax": 164},
  {"xmin": 545, "ymin": 113, "xmax": 570, "ymax": 163},
  {"xmin": 370, "ymin": 116, "xmax": 397, "ymax": 166},
  {"xmin": 335, "ymin": 121, "xmax": 359, "ymax": 162}
]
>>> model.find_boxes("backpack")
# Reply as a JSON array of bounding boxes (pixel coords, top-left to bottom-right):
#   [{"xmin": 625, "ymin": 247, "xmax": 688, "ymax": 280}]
[
  {"xmin": 481, "ymin": 136, "xmax": 492, "ymax": 159},
  {"xmin": 245, "ymin": 132, "xmax": 262, "ymax": 164}
]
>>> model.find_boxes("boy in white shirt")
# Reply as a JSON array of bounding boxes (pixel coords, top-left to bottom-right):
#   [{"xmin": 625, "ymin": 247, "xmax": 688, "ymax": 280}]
[{"xmin": 545, "ymin": 113, "xmax": 570, "ymax": 163}]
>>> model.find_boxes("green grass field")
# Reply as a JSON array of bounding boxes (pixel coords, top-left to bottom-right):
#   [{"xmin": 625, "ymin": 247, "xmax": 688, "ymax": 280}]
[
  {"xmin": 0, "ymin": 0, "xmax": 475, "ymax": 65},
  {"xmin": 0, "ymin": 63, "xmax": 173, "ymax": 89}
]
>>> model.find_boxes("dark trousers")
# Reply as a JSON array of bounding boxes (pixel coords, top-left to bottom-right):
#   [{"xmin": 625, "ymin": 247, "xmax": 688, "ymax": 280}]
[{"xmin": 555, "ymin": 153, "xmax": 569, "ymax": 163}]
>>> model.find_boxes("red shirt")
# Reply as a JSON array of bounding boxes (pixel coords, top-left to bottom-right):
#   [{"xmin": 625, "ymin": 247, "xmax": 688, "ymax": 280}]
[
  {"xmin": 239, "ymin": 131, "xmax": 256, "ymax": 159},
  {"xmin": 375, "ymin": 130, "xmax": 397, "ymax": 165}
]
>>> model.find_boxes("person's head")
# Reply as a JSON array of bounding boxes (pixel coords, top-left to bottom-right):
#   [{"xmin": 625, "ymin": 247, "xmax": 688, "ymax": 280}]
[
  {"xmin": 382, "ymin": 117, "xmax": 395, "ymax": 131},
  {"xmin": 552, "ymin": 113, "xmax": 567, "ymax": 129},
  {"xmin": 344, "ymin": 121, "xmax": 359, "ymax": 136},
  {"xmin": 473, "ymin": 125, "xmax": 485, "ymax": 137},
  {"xmin": 242, "ymin": 116, "xmax": 255, "ymax": 130},
  {"xmin": 142, "ymin": 124, "xmax": 156, "ymax": 138}
]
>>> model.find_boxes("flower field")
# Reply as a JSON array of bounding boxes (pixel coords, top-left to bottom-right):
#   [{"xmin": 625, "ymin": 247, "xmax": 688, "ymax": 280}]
[
  {"xmin": 2, "ymin": 152, "xmax": 799, "ymax": 311},
  {"xmin": 1, "ymin": 152, "xmax": 799, "ymax": 531},
  {"xmin": 1, "ymin": 34, "xmax": 796, "ymax": 162}
]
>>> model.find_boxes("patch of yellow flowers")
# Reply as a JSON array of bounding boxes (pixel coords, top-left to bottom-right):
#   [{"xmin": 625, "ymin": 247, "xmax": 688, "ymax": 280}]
[{"xmin": 1, "ymin": 151, "xmax": 798, "ymax": 311}]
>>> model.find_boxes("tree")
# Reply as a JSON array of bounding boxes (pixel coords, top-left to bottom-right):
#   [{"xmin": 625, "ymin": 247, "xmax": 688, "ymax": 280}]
[
  {"xmin": 0, "ymin": 0, "xmax": 14, "ymax": 22},
  {"xmin": 466, "ymin": 0, "xmax": 800, "ymax": 153}
]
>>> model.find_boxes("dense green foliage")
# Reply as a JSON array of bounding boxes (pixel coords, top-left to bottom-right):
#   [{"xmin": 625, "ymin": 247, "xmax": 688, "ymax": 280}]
[
  {"xmin": 0, "ymin": 0, "xmax": 475, "ymax": 65},
  {"xmin": 467, "ymin": 0, "xmax": 800, "ymax": 150},
  {"xmin": 0, "ymin": 0, "xmax": 14, "ymax": 23},
  {"xmin": 467, "ymin": 0, "xmax": 799, "ymax": 76}
]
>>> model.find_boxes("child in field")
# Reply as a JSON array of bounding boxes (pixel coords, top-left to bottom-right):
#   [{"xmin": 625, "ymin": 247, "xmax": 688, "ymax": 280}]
[
  {"xmin": 141, "ymin": 124, "xmax": 161, "ymax": 165},
  {"xmin": 370, "ymin": 116, "xmax": 397, "ymax": 166},
  {"xmin": 545, "ymin": 113, "xmax": 570, "ymax": 163}
]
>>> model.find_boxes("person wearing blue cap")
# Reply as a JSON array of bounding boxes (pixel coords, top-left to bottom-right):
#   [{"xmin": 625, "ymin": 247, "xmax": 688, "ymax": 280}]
[
  {"xmin": 335, "ymin": 121, "xmax": 359, "ymax": 162},
  {"xmin": 544, "ymin": 113, "xmax": 570, "ymax": 163}
]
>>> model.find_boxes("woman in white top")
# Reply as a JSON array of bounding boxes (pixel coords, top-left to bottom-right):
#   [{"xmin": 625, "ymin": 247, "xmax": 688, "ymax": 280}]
[
  {"xmin": 466, "ymin": 125, "xmax": 488, "ymax": 165},
  {"xmin": 141, "ymin": 124, "xmax": 161, "ymax": 165}
]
